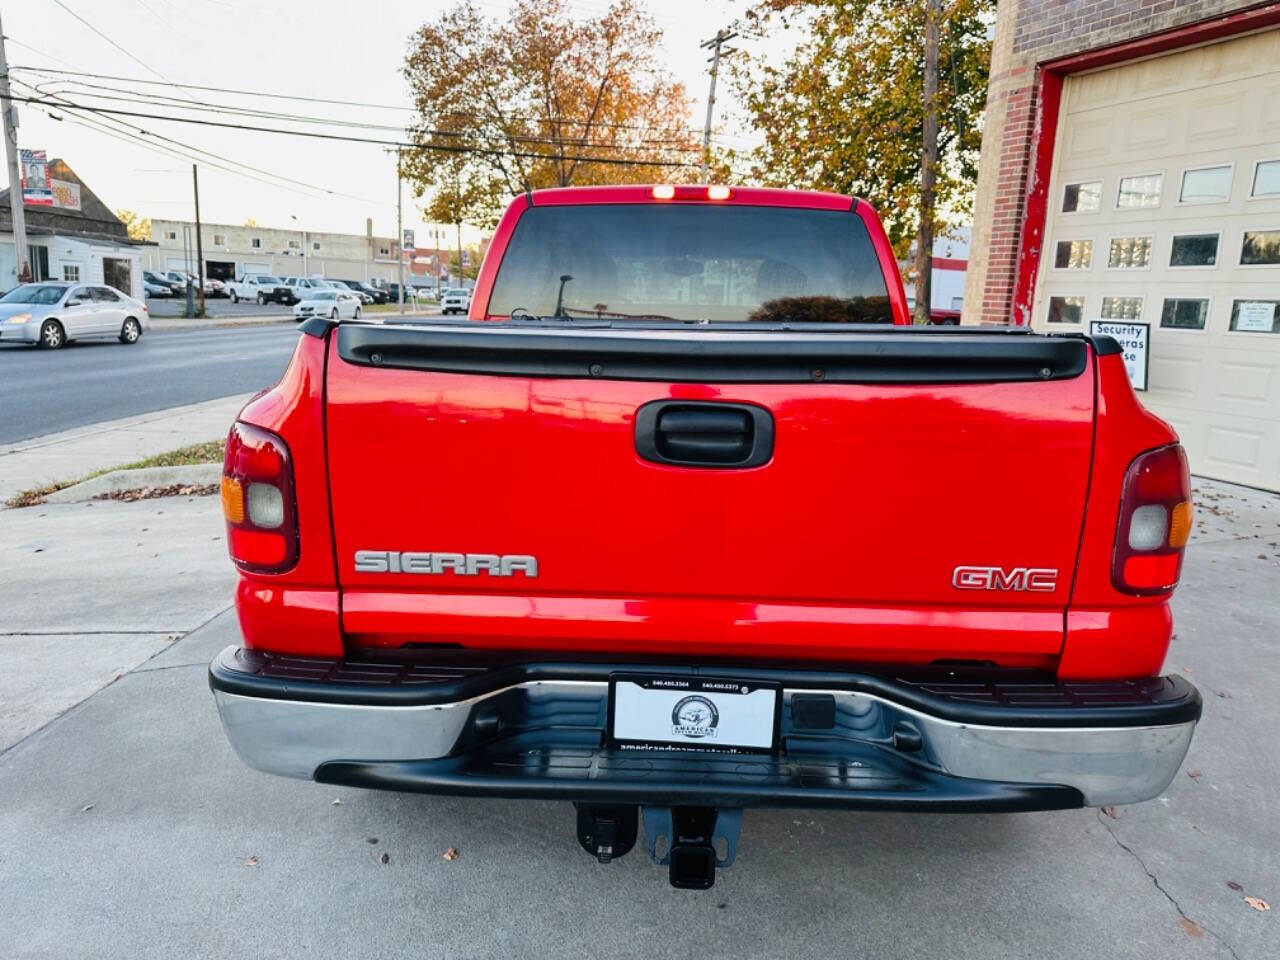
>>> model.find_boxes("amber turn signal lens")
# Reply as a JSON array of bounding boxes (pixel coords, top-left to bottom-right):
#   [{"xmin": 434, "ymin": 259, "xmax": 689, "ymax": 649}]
[
  {"xmin": 220, "ymin": 476, "xmax": 244, "ymax": 524},
  {"xmin": 1168, "ymin": 500, "xmax": 1193, "ymax": 549}
]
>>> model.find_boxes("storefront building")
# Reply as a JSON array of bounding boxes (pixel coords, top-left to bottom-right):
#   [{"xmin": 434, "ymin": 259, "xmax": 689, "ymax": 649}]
[{"xmin": 964, "ymin": 2, "xmax": 1280, "ymax": 491}]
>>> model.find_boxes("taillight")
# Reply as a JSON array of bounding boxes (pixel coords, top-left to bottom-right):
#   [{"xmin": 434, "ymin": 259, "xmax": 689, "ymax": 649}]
[
  {"xmin": 221, "ymin": 422, "xmax": 298, "ymax": 573},
  {"xmin": 1112, "ymin": 444, "xmax": 1192, "ymax": 595}
]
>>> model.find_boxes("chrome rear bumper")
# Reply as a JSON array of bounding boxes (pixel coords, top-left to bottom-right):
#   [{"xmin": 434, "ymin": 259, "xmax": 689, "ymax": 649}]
[{"xmin": 210, "ymin": 646, "xmax": 1199, "ymax": 809}]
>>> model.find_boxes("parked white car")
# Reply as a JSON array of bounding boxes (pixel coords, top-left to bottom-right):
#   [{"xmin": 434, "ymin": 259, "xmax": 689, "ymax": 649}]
[
  {"xmin": 292, "ymin": 289, "xmax": 362, "ymax": 322},
  {"xmin": 225, "ymin": 274, "xmax": 295, "ymax": 304},
  {"xmin": 0, "ymin": 282, "xmax": 148, "ymax": 349},
  {"xmin": 440, "ymin": 288, "xmax": 472, "ymax": 315}
]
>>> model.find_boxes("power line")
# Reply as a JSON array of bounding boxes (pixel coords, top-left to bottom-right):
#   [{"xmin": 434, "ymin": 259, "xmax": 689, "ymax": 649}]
[
  {"xmin": 24, "ymin": 77, "xmax": 702, "ymax": 152},
  {"xmin": 7, "ymin": 94, "xmax": 699, "ymax": 167},
  {"xmin": 10, "ymin": 65, "xmax": 706, "ymax": 135},
  {"xmin": 50, "ymin": 0, "xmax": 195, "ymax": 103},
  {"xmin": 11, "ymin": 78, "xmax": 391, "ymax": 204}
]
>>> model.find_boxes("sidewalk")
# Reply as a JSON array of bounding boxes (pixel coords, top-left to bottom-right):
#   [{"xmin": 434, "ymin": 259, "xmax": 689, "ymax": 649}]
[{"xmin": 0, "ymin": 393, "xmax": 252, "ymax": 502}]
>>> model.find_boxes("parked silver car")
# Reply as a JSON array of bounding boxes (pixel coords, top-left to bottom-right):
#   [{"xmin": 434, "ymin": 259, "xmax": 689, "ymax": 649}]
[{"xmin": 0, "ymin": 282, "xmax": 149, "ymax": 349}]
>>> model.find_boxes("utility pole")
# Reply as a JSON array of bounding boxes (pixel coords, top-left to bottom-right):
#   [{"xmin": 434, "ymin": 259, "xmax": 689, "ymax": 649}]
[
  {"xmin": 395, "ymin": 148, "xmax": 405, "ymax": 315},
  {"xmin": 699, "ymin": 28, "xmax": 737, "ymax": 182},
  {"xmin": 192, "ymin": 164, "xmax": 206, "ymax": 317},
  {"xmin": 0, "ymin": 14, "xmax": 31, "ymax": 286},
  {"xmin": 914, "ymin": 0, "xmax": 940, "ymax": 326}
]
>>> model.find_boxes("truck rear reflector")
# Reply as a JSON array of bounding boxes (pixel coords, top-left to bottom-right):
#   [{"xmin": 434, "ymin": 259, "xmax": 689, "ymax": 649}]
[
  {"xmin": 222, "ymin": 422, "xmax": 298, "ymax": 573},
  {"xmin": 1113, "ymin": 444, "xmax": 1191, "ymax": 595}
]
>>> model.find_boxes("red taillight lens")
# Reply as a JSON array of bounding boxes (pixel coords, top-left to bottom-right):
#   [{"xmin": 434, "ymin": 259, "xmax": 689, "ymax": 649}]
[
  {"xmin": 1113, "ymin": 444, "xmax": 1192, "ymax": 595},
  {"xmin": 222, "ymin": 422, "xmax": 298, "ymax": 573}
]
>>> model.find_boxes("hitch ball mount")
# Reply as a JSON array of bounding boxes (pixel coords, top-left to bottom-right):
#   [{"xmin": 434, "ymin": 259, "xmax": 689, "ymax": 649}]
[{"xmin": 575, "ymin": 803, "xmax": 744, "ymax": 889}]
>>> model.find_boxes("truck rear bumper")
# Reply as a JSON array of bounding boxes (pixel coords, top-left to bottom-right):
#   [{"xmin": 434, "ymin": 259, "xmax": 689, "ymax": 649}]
[{"xmin": 209, "ymin": 646, "xmax": 1200, "ymax": 809}]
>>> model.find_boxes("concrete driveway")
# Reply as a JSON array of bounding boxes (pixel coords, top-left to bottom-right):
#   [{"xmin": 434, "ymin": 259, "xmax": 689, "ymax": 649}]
[{"xmin": 0, "ymin": 480, "xmax": 1275, "ymax": 959}]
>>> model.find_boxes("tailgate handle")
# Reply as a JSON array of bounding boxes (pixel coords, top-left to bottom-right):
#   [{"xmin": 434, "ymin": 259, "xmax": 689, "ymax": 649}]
[{"xmin": 635, "ymin": 401, "xmax": 774, "ymax": 468}]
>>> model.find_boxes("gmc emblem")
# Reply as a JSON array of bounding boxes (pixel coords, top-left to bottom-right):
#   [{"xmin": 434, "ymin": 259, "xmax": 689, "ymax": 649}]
[{"xmin": 952, "ymin": 565, "xmax": 1058, "ymax": 593}]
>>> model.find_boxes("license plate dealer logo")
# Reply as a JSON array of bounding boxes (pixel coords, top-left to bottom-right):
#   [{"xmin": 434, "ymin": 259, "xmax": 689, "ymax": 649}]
[{"xmin": 670, "ymin": 695, "xmax": 719, "ymax": 739}]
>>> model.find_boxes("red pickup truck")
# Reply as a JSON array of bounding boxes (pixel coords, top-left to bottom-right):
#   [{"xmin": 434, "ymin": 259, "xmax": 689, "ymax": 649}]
[{"xmin": 210, "ymin": 185, "xmax": 1200, "ymax": 889}]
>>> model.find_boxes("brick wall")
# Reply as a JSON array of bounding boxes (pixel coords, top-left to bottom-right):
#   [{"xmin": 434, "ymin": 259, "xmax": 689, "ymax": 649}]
[{"xmin": 962, "ymin": 0, "xmax": 1267, "ymax": 325}]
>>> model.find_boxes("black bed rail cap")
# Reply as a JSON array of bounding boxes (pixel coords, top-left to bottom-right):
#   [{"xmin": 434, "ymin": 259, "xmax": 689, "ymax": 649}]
[{"xmin": 334, "ymin": 322, "xmax": 1091, "ymax": 384}]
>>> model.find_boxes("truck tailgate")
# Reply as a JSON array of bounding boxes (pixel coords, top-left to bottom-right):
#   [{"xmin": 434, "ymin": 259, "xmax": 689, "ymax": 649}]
[{"xmin": 325, "ymin": 325, "xmax": 1095, "ymax": 667}]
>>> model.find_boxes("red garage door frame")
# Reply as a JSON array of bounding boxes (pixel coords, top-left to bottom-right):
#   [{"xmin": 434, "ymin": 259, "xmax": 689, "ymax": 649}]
[{"xmin": 1010, "ymin": 1, "xmax": 1280, "ymax": 325}]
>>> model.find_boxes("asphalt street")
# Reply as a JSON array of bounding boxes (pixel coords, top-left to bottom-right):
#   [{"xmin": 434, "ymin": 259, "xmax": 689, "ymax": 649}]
[
  {"xmin": 0, "ymin": 479, "xmax": 1276, "ymax": 959},
  {"xmin": 0, "ymin": 325, "xmax": 302, "ymax": 443}
]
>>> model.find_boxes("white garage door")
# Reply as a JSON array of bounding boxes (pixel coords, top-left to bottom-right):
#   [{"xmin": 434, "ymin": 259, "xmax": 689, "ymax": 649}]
[{"xmin": 1033, "ymin": 28, "xmax": 1280, "ymax": 491}]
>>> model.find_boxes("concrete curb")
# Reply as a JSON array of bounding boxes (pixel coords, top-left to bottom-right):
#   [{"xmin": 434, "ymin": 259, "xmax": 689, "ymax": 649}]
[{"xmin": 43, "ymin": 463, "xmax": 222, "ymax": 503}]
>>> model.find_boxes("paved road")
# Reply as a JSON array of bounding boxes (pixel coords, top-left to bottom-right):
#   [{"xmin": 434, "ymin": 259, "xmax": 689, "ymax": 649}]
[{"xmin": 0, "ymin": 325, "xmax": 303, "ymax": 444}]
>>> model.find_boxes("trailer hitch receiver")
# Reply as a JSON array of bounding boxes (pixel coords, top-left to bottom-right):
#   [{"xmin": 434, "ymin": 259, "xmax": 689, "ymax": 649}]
[{"xmin": 642, "ymin": 806, "xmax": 744, "ymax": 889}]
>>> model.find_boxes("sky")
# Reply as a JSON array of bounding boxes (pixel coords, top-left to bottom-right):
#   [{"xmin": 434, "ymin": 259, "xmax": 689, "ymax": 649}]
[{"xmin": 2, "ymin": 0, "xmax": 773, "ymax": 246}]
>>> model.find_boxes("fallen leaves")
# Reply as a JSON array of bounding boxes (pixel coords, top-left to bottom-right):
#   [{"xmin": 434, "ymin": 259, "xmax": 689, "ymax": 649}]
[
  {"xmin": 93, "ymin": 483, "xmax": 219, "ymax": 503},
  {"xmin": 1101, "ymin": 805, "xmax": 1119, "ymax": 820},
  {"xmin": 80, "ymin": 803, "xmax": 94, "ymax": 813},
  {"xmin": 245, "ymin": 856, "xmax": 259, "ymax": 867},
  {"xmin": 1244, "ymin": 896, "xmax": 1270, "ymax": 912},
  {"xmin": 1178, "ymin": 917, "xmax": 1205, "ymax": 939},
  {"xmin": 379, "ymin": 852, "xmax": 390, "ymax": 865},
  {"xmin": 330, "ymin": 798, "xmax": 342, "ymax": 806},
  {"xmin": 442, "ymin": 847, "xmax": 459, "ymax": 861},
  {"xmin": 1227, "ymin": 881, "xmax": 1244, "ymax": 892},
  {"xmin": 1186, "ymin": 769, "xmax": 1202, "ymax": 780}
]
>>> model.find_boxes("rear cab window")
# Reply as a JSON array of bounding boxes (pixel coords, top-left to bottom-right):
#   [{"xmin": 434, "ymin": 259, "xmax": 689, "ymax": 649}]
[{"xmin": 487, "ymin": 204, "xmax": 892, "ymax": 324}]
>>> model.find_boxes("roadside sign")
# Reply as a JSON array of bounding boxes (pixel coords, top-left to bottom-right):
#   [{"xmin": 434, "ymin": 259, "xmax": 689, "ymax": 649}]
[
  {"xmin": 402, "ymin": 228, "xmax": 415, "ymax": 257},
  {"xmin": 20, "ymin": 149, "xmax": 53, "ymax": 206},
  {"xmin": 1090, "ymin": 320, "xmax": 1149, "ymax": 391}
]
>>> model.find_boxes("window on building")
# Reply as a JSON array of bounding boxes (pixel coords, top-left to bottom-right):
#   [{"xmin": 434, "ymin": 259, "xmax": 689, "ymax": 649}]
[
  {"xmin": 165, "ymin": 230, "xmax": 177, "ymax": 241},
  {"xmin": 312, "ymin": 241, "xmax": 320, "ymax": 251},
  {"xmin": 288, "ymin": 240, "xmax": 300, "ymax": 249},
  {"xmin": 1170, "ymin": 234, "xmax": 1219, "ymax": 267},
  {"xmin": 1179, "ymin": 165, "xmax": 1231, "ymax": 203},
  {"xmin": 1062, "ymin": 181, "xmax": 1102, "ymax": 213},
  {"xmin": 1117, "ymin": 174, "xmax": 1162, "ymax": 209},
  {"xmin": 251, "ymin": 237, "xmax": 262, "ymax": 249},
  {"xmin": 1054, "ymin": 239, "xmax": 1092, "ymax": 269},
  {"xmin": 1229, "ymin": 300, "xmax": 1280, "ymax": 333},
  {"xmin": 62, "ymin": 264, "xmax": 80, "ymax": 282},
  {"xmin": 379, "ymin": 246, "xmax": 390, "ymax": 256},
  {"xmin": 1108, "ymin": 236, "xmax": 1152, "ymax": 269},
  {"xmin": 1100, "ymin": 296, "xmax": 1143, "ymax": 320},
  {"xmin": 1252, "ymin": 160, "xmax": 1280, "ymax": 197},
  {"xmin": 1046, "ymin": 295, "xmax": 1084, "ymax": 324},
  {"xmin": 1241, "ymin": 230, "xmax": 1280, "ymax": 265},
  {"xmin": 213, "ymin": 233, "xmax": 226, "ymax": 246},
  {"xmin": 1160, "ymin": 298, "xmax": 1209, "ymax": 330}
]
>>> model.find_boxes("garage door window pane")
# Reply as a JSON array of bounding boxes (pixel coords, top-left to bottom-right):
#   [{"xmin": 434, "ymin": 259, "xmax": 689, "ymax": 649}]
[
  {"xmin": 1054, "ymin": 239, "xmax": 1092, "ymax": 268},
  {"xmin": 1047, "ymin": 295, "xmax": 1084, "ymax": 324},
  {"xmin": 1117, "ymin": 174, "xmax": 1162, "ymax": 208},
  {"xmin": 1241, "ymin": 230, "xmax": 1280, "ymax": 265},
  {"xmin": 1179, "ymin": 166, "xmax": 1231, "ymax": 203},
  {"xmin": 1108, "ymin": 236, "xmax": 1152, "ymax": 268},
  {"xmin": 1230, "ymin": 300, "xmax": 1280, "ymax": 333},
  {"xmin": 1063, "ymin": 181, "xmax": 1101, "ymax": 213},
  {"xmin": 1160, "ymin": 298, "xmax": 1209, "ymax": 329},
  {"xmin": 1170, "ymin": 234, "xmax": 1218, "ymax": 267},
  {"xmin": 1101, "ymin": 296, "xmax": 1143, "ymax": 319},
  {"xmin": 1252, "ymin": 161, "xmax": 1280, "ymax": 197}
]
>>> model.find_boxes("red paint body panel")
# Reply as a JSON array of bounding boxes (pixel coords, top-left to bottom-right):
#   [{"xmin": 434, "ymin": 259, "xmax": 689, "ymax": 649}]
[
  {"xmin": 324, "ymin": 342, "xmax": 1096, "ymax": 666},
  {"xmin": 231, "ymin": 333, "xmax": 343, "ymax": 655},
  {"xmin": 226, "ymin": 189, "xmax": 1190, "ymax": 682}
]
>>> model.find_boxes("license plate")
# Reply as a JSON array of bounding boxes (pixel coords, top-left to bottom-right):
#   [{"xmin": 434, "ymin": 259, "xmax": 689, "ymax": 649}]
[{"xmin": 609, "ymin": 676, "xmax": 779, "ymax": 752}]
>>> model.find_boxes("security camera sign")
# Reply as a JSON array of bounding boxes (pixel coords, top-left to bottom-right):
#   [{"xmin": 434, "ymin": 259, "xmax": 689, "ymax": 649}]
[{"xmin": 1090, "ymin": 320, "xmax": 1149, "ymax": 391}]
